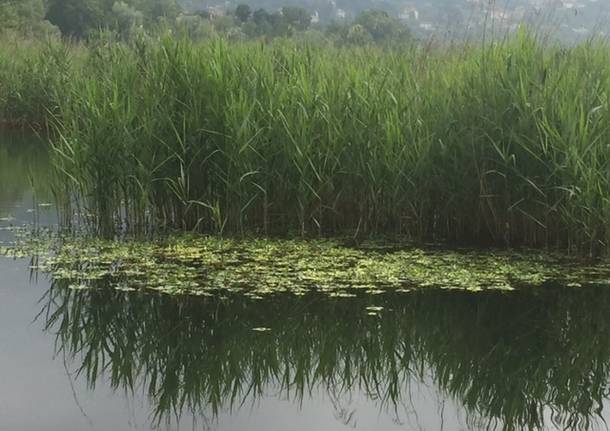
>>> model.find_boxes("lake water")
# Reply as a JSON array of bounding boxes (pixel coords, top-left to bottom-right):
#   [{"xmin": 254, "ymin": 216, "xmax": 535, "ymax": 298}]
[{"xmin": 2, "ymin": 131, "xmax": 610, "ymax": 431}]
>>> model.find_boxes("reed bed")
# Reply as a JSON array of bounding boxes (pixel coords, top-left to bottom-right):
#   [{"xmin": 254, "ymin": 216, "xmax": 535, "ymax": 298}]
[
  {"xmin": 0, "ymin": 36, "xmax": 78, "ymax": 128},
  {"xmin": 3, "ymin": 31, "xmax": 610, "ymax": 252}
]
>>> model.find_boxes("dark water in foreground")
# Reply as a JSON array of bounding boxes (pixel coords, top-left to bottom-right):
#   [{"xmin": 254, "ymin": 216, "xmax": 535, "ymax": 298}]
[{"xmin": 2, "ymin": 132, "xmax": 610, "ymax": 431}]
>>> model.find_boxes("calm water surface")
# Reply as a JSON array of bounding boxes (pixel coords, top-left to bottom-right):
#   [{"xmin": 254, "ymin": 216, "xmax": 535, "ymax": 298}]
[{"xmin": 2, "ymin": 132, "xmax": 610, "ymax": 431}]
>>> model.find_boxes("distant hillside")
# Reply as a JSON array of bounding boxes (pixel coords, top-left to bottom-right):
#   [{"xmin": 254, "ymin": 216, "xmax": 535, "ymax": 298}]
[{"xmin": 179, "ymin": 0, "xmax": 610, "ymax": 40}]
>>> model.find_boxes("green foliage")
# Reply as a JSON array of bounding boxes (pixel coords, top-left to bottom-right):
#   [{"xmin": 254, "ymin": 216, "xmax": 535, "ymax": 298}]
[
  {"xmin": 45, "ymin": 0, "xmax": 107, "ymax": 38},
  {"xmin": 0, "ymin": 37, "xmax": 75, "ymax": 126},
  {"xmin": 252, "ymin": 7, "xmax": 270, "ymax": 25},
  {"xmin": 0, "ymin": 0, "xmax": 58, "ymax": 37},
  {"xmin": 111, "ymin": 1, "xmax": 143, "ymax": 40},
  {"xmin": 5, "ymin": 0, "xmax": 181, "ymax": 39},
  {"xmin": 324, "ymin": 9, "xmax": 412, "ymax": 46},
  {"xmin": 352, "ymin": 9, "xmax": 410, "ymax": 44},
  {"xmin": 220, "ymin": 5, "xmax": 316, "ymax": 40},
  {"xmin": 345, "ymin": 23, "xmax": 373, "ymax": 45},
  {"xmin": 0, "ymin": 0, "xmax": 410, "ymax": 44},
  {"xmin": 212, "ymin": 14, "xmax": 236, "ymax": 33},
  {"xmin": 131, "ymin": 0, "xmax": 180, "ymax": 24},
  {"xmin": 267, "ymin": 11, "xmax": 291, "ymax": 36},
  {"xmin": 175, "ymin": 13, "xmax": 214, "ymax": 40},
  {"xmin": 6, "ymin": 33, "xmax": 610, "ymax": 253},
  {"xmin": 281, "ymin": 6, "xmax": 311, "ymax": 31},
  {"xmin": 235, "ymin": 4, "xmax": 251, "ymax": 23}
]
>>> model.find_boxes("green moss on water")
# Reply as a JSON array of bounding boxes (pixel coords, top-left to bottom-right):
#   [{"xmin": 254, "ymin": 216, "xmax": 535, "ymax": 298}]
[{"xmin": 2, "ymin": 235, "xmax": 610, "ymax": 296}]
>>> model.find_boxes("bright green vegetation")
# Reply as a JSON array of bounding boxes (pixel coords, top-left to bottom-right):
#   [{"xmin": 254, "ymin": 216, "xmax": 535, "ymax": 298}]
[
  {"xmin": 0, "ymin": 37, "xmax": 80, "ymax": 127},
  {"xmin": 43, "ymin": 282, "xmax": 610, "ymax": 429},
  {"xmin": 4, "ymin": 31, "xmax": 610, "ymax": 252},
  {"xmin": 3, "ymin": 235, "xmax": 610, "ymax": 296}
]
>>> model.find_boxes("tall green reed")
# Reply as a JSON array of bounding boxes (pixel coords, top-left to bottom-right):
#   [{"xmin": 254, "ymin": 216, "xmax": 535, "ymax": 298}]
[{"xmin": 5, "ymin": 30, "xmax": 610, "ymax": 252}]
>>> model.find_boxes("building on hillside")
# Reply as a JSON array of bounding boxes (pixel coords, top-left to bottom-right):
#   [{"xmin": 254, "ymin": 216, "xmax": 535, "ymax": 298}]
[
  {"xmin": 205, "ymin": 5, "xmax": 226, "ymax": 18},
  {"xmin": 399, "ymin": 5, "xmax": 419, "ymax": 21}
]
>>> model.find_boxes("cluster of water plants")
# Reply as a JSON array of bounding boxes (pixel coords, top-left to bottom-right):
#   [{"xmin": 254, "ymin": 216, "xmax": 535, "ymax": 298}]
[
  {"xmin": 3, "ymin": 31, "xmax": 610, "ymax": 254},
  {"xmin": 3, "ymin": 234, "xmax": 610, "ymax": 297}
]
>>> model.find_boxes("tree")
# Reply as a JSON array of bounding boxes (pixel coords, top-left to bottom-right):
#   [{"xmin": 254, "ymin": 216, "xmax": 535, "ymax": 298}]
[
  {"xmin": 346, "ymin": 23, "xmax": 372, "ymax": 45},
  {"xmin": 131, "ymin": 0, "xmax": 180, "ymax": 24},
  {"xmin": 111, "ymin": 1, "xmax": 143, "ymax": 39},
  {"xmin": 213, "ymin": 15, "xmax": 237, "ymax": 34},
  {"xmin": 252, "ymin": 8, "xmax": 270, "ymax": 26},
  {"xmin": 325, "ymin": 19, "xmax": 348, "ymax": 41},
  {"xmin": 46, "ymin": 0, "xmax": 106, "ymax": 38},
  {"xmin": 354, "ymin": 9, "xmax": 410, "ymax": 43},
  {"xmin": 241, "ymin": 20, "xmax": 258, "ymax": 38},
  {"xmin": 246, "ymin": 9, "xmax": 270, "ymax": 37},
  {"xmin": 176, "ymin": 14, "xmax": 214, "ymax": 40},
  {"xmin": 0, "ymin": 0, "xmax": 53, "ymax": 35},
  {"xmin": 281, "ymin": 6, "xmax": 311, "ymax": 31},
  {"xmin": 148, "ymin": 0, "xmax": 180, "ymax": 22},
  {"xmin": 235, "ymin": 4, "xmax": 251, "ymax": 23},
  {"xmin": 269, "ymin": 11, "xmax": 290, "ymax": 37}
]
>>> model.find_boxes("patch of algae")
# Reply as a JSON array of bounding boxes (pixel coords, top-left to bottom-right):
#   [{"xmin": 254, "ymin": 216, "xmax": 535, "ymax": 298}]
[{"xmin": 3, "ymin": 234, "xmax": 610, "ymax": 296}]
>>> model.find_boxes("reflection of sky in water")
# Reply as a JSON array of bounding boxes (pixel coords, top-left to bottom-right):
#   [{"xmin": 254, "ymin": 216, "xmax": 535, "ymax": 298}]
[
  {"xmin": 0, "ymin": 132, "xmax": 53, "ymax": 244},
  {"xmin": 2, "ymin": 133, "xmax": 610, "ymax": 431},
  {"xmin": 0, "ymin": 258, "xmax": 476, "ymax": 430},
  {"xmin": 6, "ymin": 252, "xmax": 610, "ymax": 431}
]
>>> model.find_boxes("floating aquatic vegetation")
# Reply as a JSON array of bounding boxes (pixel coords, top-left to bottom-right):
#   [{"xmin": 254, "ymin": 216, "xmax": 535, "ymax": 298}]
[
  {"xmin": 0, "ymin": 227, "xmax": 55, "ymax": 257},
  {"xmin": 3, "ymin": 234, "xmax": 610, "ymax": 297}
]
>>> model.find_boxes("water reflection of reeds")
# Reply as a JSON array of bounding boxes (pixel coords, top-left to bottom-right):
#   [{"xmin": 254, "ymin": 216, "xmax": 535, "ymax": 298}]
[
  {"xmin": 0, "ymin": 131, "xmax": 50, "ymax": 212},
  {"xmin": 41, "ymin": 283, "xmax": 610, "ymax": 430}
]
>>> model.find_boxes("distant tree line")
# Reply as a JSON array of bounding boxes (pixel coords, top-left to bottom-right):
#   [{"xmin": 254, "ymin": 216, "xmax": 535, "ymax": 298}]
[
  {"xmin": 0, "ymin": 0, "xmax": 57, "ymax": 36},
  {"xmin": 0, "ymin": 0, "xmax": 411, "ymax": 45}
]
